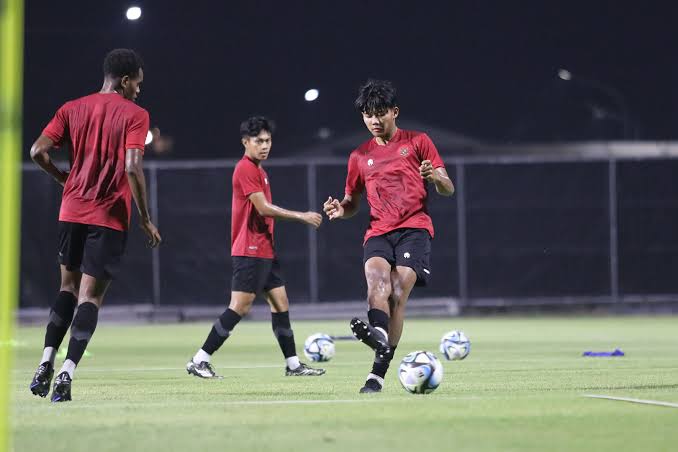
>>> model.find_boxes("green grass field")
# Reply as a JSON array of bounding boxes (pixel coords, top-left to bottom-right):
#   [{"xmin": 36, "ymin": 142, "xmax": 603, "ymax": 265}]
[{"xmin": 10, "ymin": 317, "xmax": 678, "ymax": 452}]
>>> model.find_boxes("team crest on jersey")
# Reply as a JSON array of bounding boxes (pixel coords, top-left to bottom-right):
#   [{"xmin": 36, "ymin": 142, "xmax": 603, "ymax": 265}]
[
  {"xmin": 399, "ymin": 147, "xmax": 409, "ymax": 156},
  {"xmin": 367, "ymin": 159, "xmax": 374, "ymax": 166}
]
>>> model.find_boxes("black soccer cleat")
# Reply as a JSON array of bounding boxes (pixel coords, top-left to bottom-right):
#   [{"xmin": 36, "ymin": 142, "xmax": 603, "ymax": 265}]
[
  {"xmin": 186, "ymin": 360, "xmax": 223, "ymax": 379},
  {"xmin": 359, "ymin": 378, "xmax": 383, "ymax": 394},
  {"xmin": 350, "ymin": 317, "xmax": 391, "ymax": 359},
  {"xmin": 50, "ymin": 372, "xmax": 72, "ymax": 403},
  {"xmin": 285, "ymin": 362, "xmax": 325, "ymax": 376},
  {"xmin": 30, "ymin": 361, "xmax": 54, "ymax": 398}
]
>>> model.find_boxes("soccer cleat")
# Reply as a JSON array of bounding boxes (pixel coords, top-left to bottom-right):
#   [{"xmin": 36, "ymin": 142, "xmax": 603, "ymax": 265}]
[
  {"xmin": 50, "ymin": 372, "xmax": 72, "ymax": 402},
  {"xmin": 285, "ymin": 362, "xmax": 325, "ymax": 376},
  {"xmin": 30, "ymin": 361, "xmax": 54, "ymax": 398},
  {"xmin": 186, "ymin": 360, "xmax": 223, "ymax": 379},
  {"xmin": 350, "ymin": 317, "xmax": 392, "ymax": 359},
  {"xmin": 359, "ymin": 378, "xmax": 383, "ymax": 394}
]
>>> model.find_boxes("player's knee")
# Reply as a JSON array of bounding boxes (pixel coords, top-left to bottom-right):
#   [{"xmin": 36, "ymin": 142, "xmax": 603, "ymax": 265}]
[
  {"xmin": 229, "ymin": 298, "xmax": 254, "ymax": 316},
  {"xmin": 366, "ymin": 269, "xmax": 391, "ymax": 297}
]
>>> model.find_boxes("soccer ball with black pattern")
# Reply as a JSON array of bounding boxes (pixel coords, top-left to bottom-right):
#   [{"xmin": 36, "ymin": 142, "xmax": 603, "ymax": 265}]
[
  {"xmin": 397, "ymin": 351, "xmax": 444, "ymax": 394},
  {"xmin": 303, "ymin": 333, "xmax": 335, "ymax": 362},
  {"xmin": 439, "ymin": 330, "xmax": 471, "ymax": 361}
]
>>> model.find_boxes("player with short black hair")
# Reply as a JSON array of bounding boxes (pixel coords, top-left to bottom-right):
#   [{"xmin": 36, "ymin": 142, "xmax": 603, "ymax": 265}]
[
  {"xmin": 29, "ymin": 48, "xmax": 161, "ymax": 402},
  {"xmin": 186, "ymin": 116, "xmax": 325, "ymax": 378},
  {"xmin": 324, "ymin": 79, "xmax": 455, "ymax": 393}
]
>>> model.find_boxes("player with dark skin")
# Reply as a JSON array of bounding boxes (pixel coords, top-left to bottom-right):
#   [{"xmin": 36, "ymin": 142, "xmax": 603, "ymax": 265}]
[
  {"xmin": 324, "ymin": 79, "xmax": 453, "ymax": 393},
  {"xmin": 29, "ymin": 49, "xmax": 161, "ymax": 402}
]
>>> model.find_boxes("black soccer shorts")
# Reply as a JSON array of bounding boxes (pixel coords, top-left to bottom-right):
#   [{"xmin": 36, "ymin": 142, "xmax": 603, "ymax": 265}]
[
  {"xmin": 363, "ymin": 228, "xmax": 432, "ymax": 287},
  {"xmin": 58, "ymin": 221, "xmax": 128, "ymax": 280},
  {"xmin": 231, "ymin": 256, "xmax": 286, "ymax": 294}
]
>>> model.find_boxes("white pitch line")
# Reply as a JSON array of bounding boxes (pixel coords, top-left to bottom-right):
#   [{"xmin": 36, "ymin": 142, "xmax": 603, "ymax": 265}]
[
  {"xmin": 14, "ymin": 361, "xmax": 366, "ymax": 374},
  {"xmin": 584, "ymin": 394, "xmax": 678, "ymax": 408}
]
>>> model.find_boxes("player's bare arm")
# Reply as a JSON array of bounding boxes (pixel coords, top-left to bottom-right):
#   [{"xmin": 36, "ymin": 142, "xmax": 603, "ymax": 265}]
[
  {"xmin": 125, "ymin": 148, "xmax": 162, "ymax": 247},
  {"xmin": 249, "ymin": 192, "xmax": 322, "ymax": 228},
  {"xmin": 419, "ymin": 160, "xmax": 454, "ymax": 196},
  {"xmin": 29, "ymin": 135, "xmax": 69, "ymax": 187},
  {"xmin": 323, "ymin": 193, "xmax": 361, "ymax": 220}
]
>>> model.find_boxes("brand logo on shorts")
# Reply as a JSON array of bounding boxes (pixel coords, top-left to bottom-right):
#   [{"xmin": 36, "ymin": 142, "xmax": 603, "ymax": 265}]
[
  {"xmin": 403, "ymin": 252, "xmax": 411, "ymax": 259},
  {"xmin": 264, "ymin": 178, "xmax": 268, "ymax": 185},
  {"xmin": 400, "ymin": 147, "xmax": 409, "ymax": 156},
  {"xmin": 423, "ymin": 268, "xmax": 430, "ymax": 274},
  {"xmin": 248, "ymin": 245, "xmax": 258, "ymax": 250}
]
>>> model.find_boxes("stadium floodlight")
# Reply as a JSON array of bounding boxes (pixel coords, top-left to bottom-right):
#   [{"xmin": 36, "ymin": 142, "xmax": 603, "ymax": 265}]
[
  {"xmin": 145, "ymin": 130, "xmax": 153, "ymax": 145},
  {"xmin": 304, "ymin": 89, "xmax": 319, "ymax": 102},
  {"xmin": 126, "ymin": 6, "xmax": 142, "ymax": 21},
  {"xmin": 557, "ymin": 69, "xmax": 572, "ymax": 81}
]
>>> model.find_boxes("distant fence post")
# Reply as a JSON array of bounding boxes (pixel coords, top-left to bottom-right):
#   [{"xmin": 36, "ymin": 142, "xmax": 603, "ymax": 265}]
[
  {"xmin": 150, "ymin": 163, "xmax": 161, "ymax": 307},
  {"xmin": 307, "ymin": 163, "xmax": 319, "ymax": 303},
  {"xmin": 455, "ymin": 162, "xmax": 468, "ymax": 306},
  {"xmin": 608, "ymin": 159, "xmax": 619, "ymax": 304}
]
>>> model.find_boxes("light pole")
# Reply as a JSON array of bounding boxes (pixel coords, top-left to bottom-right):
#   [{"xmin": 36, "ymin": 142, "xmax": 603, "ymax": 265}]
[{"xmin": 557, "ymin": 68, "xmax": 632, "ymax": 139}]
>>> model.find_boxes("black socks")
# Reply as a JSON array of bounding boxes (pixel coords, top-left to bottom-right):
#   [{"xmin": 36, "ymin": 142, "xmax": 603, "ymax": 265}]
[
  {"xmin": 272, "ymin": 311, "xmax": 296, "ymax": 358},
  {"xmin": 44, "ymin": 291, "xmax": 78, "ymax": 351},
  {"xmin": 201, "ymin": 308, "xmax": 242, "ymax": 355},
  {"xmin": 65, "ymin": 302, "xmax": 99, "ymax": 365}
]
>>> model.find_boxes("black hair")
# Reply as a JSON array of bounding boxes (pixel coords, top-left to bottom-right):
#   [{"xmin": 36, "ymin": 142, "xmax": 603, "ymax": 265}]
[
  {"xmin": 354, "ymin": 79, "xmax": 398, "ymax": 115},
  {"xmin": 240, "ymin": 116, "xmax": 275, "ymax": 138},
  {"xmin": 103, "ymin": 49, "xmax": 144, "ymax": 78}
]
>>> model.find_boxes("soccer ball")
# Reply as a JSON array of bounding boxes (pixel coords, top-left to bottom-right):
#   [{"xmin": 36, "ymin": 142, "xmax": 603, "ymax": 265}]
[
  {"xmin": 439, "ymin": 330, "xmax": 471, "ymax": 361},
  {"xmin": 303, "ymin": 333, "xmax": 335, "ymax": 362},
  {"xmin": 397, "ymin": 351, "xmax": 444, "ymax": 394}
]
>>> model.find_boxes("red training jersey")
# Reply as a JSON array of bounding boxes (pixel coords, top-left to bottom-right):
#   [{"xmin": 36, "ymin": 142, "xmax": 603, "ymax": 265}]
[
  {"xmin": 344, "ymin": 129, "xmax": 445, "ymax": 244},
  {"xmin": 42, "ymin": 92, "xmax": 150, "ymax": 231},
  {"xmin": 231, "ymin": 156, "xmax": 275, "ymax": 258}
]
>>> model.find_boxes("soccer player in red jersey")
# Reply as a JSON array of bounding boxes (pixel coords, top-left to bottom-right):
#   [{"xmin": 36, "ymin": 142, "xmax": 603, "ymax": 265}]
[
  {"xmin": 28, "ymin": 49, "xmax": 162, "ymax": 402},
  {"xmin": 186, "ymin": 117, "xmax": 326, "ymax": 378},
  {"xmin": 323, "ymin": 80, "xmax": 455, "ymax": 393}
]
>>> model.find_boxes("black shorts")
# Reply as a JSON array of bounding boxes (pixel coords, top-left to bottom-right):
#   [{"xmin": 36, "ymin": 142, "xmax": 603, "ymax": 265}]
[
  {"xmin": 58, "ymin": 221, "xmax": 128, "ymax": 280},
  {"xmin": 363, "ymin": 228, "xmax": 432, "ymax": 287},
  {"xmin": 231, "ymin": 256, "xmax": 285, "ymax": 294}
]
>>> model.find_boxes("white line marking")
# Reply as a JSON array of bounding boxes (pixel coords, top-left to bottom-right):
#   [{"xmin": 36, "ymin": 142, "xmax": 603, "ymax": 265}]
[
  {"xmin": 18, "ymin": 396, "xmax": 484, "ymax": 410},
  {"xmin": 584, "ymin": 394, "xmax": 678, "ymax": 408},
  {"xmin": 14, "ymin": 362, "xmax": 365, "ymax": 374}
]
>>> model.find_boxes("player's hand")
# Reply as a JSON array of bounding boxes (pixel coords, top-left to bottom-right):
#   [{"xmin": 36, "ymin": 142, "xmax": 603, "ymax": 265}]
[
  {"xmin": 420, "ymin": 160, "xmax": 435, "ymax": 182},
  {"xmin": 323, "ymin": 196, "xmax": 344, "ymax": 220},
  {"xmin": 302, "ymin": 211, "xmax": 323, "ymax": 228},
  {"xmin": 140, "ymin": 218, "xmax": 162, "ymax": 248}
]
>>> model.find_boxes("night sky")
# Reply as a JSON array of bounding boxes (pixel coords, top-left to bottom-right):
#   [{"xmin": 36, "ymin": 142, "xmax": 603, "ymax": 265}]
[{"xmin": 24, "ymin": 1, "xmax": 678, "ymax": 158}]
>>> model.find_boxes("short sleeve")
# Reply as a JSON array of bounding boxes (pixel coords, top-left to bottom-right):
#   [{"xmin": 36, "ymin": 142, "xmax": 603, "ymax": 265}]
[
  {"xmin": 235, "ymin": 162, "xmax": 264, "ymax": 197},
  {"xmin": 415, "ymin": 133, "xmax": 445, "ymax": 169},
  {"xmin": 42, "ymin": 103, "xmax": 69, "ymax": 147},
  {"xmin": 344, "ymin": 152, "xmax": 364, "ymax": 196},
  {"xmin": 125, "ymin": 109, "xmax": 150, "ymax": 151}
]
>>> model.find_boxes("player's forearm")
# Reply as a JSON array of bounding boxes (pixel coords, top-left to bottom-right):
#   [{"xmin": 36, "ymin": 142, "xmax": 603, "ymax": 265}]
[
  {"xmin": 259, "ymin": 203, "xmax": 304, "ymax": 222},
  {"xmin": 432, "ymin": 173, "xmax": 455, "ymax": 196},
  {"xmin": 339, "ymin": 198, "xmax": 359, "ymax": 219},
  {"xmin": 126, "ymin": 167, "xmax": 152, "ymax": 221},
  {"xmin": 30, "ymin": 149, "xmax": 67, "ymax": 186}
]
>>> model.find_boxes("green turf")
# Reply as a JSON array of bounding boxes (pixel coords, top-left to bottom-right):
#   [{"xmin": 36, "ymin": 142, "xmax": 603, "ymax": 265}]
[{"xmin": 10, "ymin": 317, "xmax": 678, "ymax": 451}]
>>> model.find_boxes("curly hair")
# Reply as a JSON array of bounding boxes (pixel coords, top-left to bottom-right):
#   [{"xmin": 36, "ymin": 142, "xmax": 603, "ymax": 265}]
[
  {"xmin": 354, "ymin": 79, "xmax": 398, "ymax": 115},
  {"xmin": 103, "ymin": 48, "xmax": 144, "ymax": 78}
]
